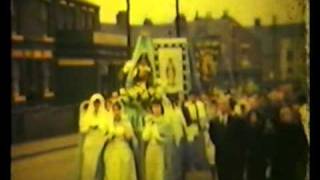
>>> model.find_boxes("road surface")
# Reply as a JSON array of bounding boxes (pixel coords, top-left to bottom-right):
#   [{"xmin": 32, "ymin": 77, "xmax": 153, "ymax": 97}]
[{"xmin": 11, "ymin": 134, "xmax": 213, "ymax": 180}]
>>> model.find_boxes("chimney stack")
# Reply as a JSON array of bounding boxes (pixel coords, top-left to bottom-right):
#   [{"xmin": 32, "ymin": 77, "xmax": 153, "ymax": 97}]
[
  {"xmin": 272, "ymin": 15, "xmax": 277, "ymax": 26},
  {"xmin": 254, "ymin": 18, "xmax": 261, "ymax": 27},
  {"xmin": 195, "ymin": 11, "xmax": 200, "ymax": 21},
  {"xmin": 222, "ymin": 10, "xmax": 229, "ymax": 18},
  {"xmin": 116, "ymin": 11, "xmax": 127, "ymax": 28}
]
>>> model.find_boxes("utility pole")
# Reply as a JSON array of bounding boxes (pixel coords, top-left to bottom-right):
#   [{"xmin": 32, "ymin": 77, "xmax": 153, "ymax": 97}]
[
  {"xmin": 126, "ymin": 0, "xmax": 131, "ymax": 56},
  {"xmin": 272, "ymin": 15, "xmax": 278, "ymax": 81},
  {"xmin": 229, "ymin": 24, "xmax": 236, "ymax": 87},
  {"xmin": 175, "ymin": 0, "xmax": 180, "ymax": 37}
]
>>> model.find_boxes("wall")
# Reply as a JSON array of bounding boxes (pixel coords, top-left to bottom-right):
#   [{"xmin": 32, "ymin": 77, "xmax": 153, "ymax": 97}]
[{"xmin": 11, "ymin": 105, "xmax": 77, "ymax": 144}]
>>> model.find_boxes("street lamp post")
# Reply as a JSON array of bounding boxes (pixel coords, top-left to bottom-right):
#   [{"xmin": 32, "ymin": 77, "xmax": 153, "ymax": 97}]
[
  {"xmin": 126, "ymin": 0, "xmax": 131, "ymax": 56},
  {"xmin": 175, "ymin": 0, "xmax": 180, "ymax": 37}
]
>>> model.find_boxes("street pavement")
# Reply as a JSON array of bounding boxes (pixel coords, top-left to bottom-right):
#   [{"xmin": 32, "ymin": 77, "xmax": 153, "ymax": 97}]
[
  {"xmin": 11, "ymin": 147, "xmax": 78, "ymax": 180},
  {"xmin": 11, "ymin": 134, "xmax": 213, "ymax": 180}
]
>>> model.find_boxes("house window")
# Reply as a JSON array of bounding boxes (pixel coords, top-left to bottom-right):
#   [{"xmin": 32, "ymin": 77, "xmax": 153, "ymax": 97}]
[
  {"xmin": 12, "ymin": 60, "xmax": 27, "ymax": 103},
  {"xmin": 92, "ymin": 11, "xmax": 99, "ymax": 30},
  {"xmin": 57, "ymin": 5, "xmax": 65, "ymax": 30},
  {"xmin": 65, "ymin": 6, "xmax": 74, "ymax": 30},
  {"xmin": 11, "ymin": 0, "xmax": 14, "ymax": 16},
  {"xmin": 42, "ymin": 62, "xmax": 55, "ymax": 98},
  {"xmin": 40, "ymin": 2, "xmax": 48, "ymax": 23},
  {"xmin": 240, "ymin": 43, "xmax": 251, "ymax": 68},
  {"xmin": 86, "ymin": 12, "xmax": 93, "ymax": 30},
  {"xmin": 40, "ymin": 1, "xmax": 49, "ymax": 35},
  {"xmin": 75, "ymin": 8, "xmax": 85, "ymax": 30},
  {"xmin": 47, "ymin": 3, "xmax": 54, "ymax": 36},
  {"xmin": 19, "ymin": 61, "xmax": 27, "ymax": 95},
  {"xmin": 12, "ymin": 61, "xmax": 20, "ymax": 95},
  {"xmin": 43, "ymin": 62, "xmax": 49, "ymax": 92},
  {"xmin": 288, "ymin": 67, "xmax": 293, "ymax": 75},
  {"xmin": 11, "ymin": 0, "xmax": 17, "ymax": 33},
  {"xmin": 287, "ymin": 50, "xmax": 294, "ymax": 62},
  {"xmin": 213, "ymin": 43, "xmax": 221, "ymax": 57},
  {"xmin": 25, "ymin": 61, "xmax": 43, "ymax": 103},
  {"xmin": 71, "ymin": 8, "xmax": 76, "ymax": 30},
  {"xmin": 81, "ymin": 10, "xmax": 86, "ymax": 30}
]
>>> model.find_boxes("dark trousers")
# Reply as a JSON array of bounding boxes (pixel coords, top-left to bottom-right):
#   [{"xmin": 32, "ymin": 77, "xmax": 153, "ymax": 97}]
[
  {"xmin": 247, "ymin": 160, "xmax": 267, "ymax": 180},
  {"xmin": 271, "ymin": 162, "xmax": 307, "ymax": 180},
  {"xmin": 210, "ymin": 165, "xmax": 217, "ymax": 180},
  {"xmin": 185, "ymin": 134, "xmax": 208, "ymax": 170},
  {"xmin": 216, "ymin": 152, "xmax": 245, "ymax": 180}
]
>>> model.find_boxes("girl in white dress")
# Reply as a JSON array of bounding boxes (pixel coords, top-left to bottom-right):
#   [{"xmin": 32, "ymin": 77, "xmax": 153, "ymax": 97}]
[
  {"xmin": 103, "ymin": 102, "xmax": 137, "ymax": 180},
  {"xmin": 81, "ymin": 93, "xmax": 109, "ymax": 180},
  {"xmin": 143, "ymin": 100, "xmax": 172, "ymax": 180}
]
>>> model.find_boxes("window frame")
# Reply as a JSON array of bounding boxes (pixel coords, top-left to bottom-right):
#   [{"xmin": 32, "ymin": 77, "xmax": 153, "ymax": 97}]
[
  {"xmin": 65, "ymin": 4, "xmax": 75, "ymax": 30},
  {"xmin": 86, "ymin": 11, "xmax": 93, "ymax": 30},
  {"xmin": 12, "ymin": 60, "xmax": 27, "ymax": 103},
  {"xmin": 42, "ymin": 61, "xmax": 55, "ymax": 98},
  {"xmin": 287, "ymin": 50, "xmax": 294, "ymax": 62},
  {"xmin": 11, "ymin": 0, "xmax": 19, "ymax": 33},
  {"xmin": 39, "ymin": 0, "xmax": 50, "ymax": 36},
  {"xmin": 57, "ymin": 4, "xmax": 65, "ymax": 30}
]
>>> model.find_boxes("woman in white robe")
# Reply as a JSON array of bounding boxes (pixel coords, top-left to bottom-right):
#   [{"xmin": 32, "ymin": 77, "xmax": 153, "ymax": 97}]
[
  {"xmin": 79, "ymin": 100, "xmax": 90, "ymax": 132},
  {"xmin": 299, "ymin": 103, "xmax": 309, "ymax": 144},
  {"xmin": 81, "ymin": 93, "xmax": 109, "ymax": 180},
  {"xmin": 77, "ymin": 100, "xmax": 89, "ymax": 180},
  {"xmin": 103, "ymin": 102, "xmax": 137, "ymax": 180},
  {"xmin": 143, "ymin": 100, "xmax": 173, "ymax": 180}
]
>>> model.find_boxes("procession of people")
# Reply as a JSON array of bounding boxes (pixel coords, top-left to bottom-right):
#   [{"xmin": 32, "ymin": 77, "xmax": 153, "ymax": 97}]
[{"xmin": 76, "ymin": 76, "xmax": 309, "ymax": 180}]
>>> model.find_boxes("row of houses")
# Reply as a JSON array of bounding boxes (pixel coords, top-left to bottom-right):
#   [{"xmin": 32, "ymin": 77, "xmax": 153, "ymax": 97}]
[
  {"xmin": 11, "ymin": 1, "xmax": 307, "ymax": 143},
  {"xmin": 101, "ymin": 11, "xmax": 307, "ymax": 88},
  {"xmin": 11, "ymin": 0, "xmax": 129, "ymax": 144}
]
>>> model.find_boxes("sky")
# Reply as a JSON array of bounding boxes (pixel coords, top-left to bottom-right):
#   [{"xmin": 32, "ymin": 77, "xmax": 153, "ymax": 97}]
[{"xmin": 86, "ymin": 0, "xmax": 307, "ymax": 26}]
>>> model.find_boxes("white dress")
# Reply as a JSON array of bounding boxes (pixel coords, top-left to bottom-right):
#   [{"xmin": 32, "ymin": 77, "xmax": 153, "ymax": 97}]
[
  {"xmin": 77, "ymin": 101, "xmax": 89, "ymax": 180},
  {"xmin": 299, "ymin": 104, "xmax": 310, "ymax": 144},
  {"xmin": 143, "ymin": 115, "xmax": 166, "ymax": 180},
  {"xmin": 169, "ymin": 107, "xmax": 187, "ymax": 146},
  {"xmin": 80, "ymin": 94, "xmax": 109, "ymax": 180},
  {"xmin": 81, "ymin": 110, "xmax": 109, "ymax": 180},
  {"xmin": 82, "ymin": 128, "xmax": 106, "ymax": 180},
  {"xmin": 103, "ymin": 120, "xmax": 137, "ymax": 180}
]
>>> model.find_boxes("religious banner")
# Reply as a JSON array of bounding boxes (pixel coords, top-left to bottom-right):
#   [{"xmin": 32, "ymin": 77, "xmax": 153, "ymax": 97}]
[
  {"xmin": 158, "ymin": 48, "xmax": 184, "ymax": 93},
  {"xmin": 153, "ymin": 38, "xmax": 191, "ymax": 94},
  {"xmin": 194, "ymin": 40, "xmax": 221, "ymax": 91}
]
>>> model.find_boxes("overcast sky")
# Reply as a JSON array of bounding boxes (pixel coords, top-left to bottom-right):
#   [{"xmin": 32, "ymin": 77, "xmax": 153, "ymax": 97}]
[{"xmin": 87, "ymin": 0, "xmax": 306, "ymax": 26}]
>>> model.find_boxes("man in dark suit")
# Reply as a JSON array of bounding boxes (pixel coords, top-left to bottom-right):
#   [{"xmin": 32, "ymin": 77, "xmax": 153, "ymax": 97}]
[
  {"xmin": 270, "ymin": 106, "xmax": 308, "ymax": 180},
  {"xmin": 208, "ymin": 97, "xmax": 248, "ymax": 180}
]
